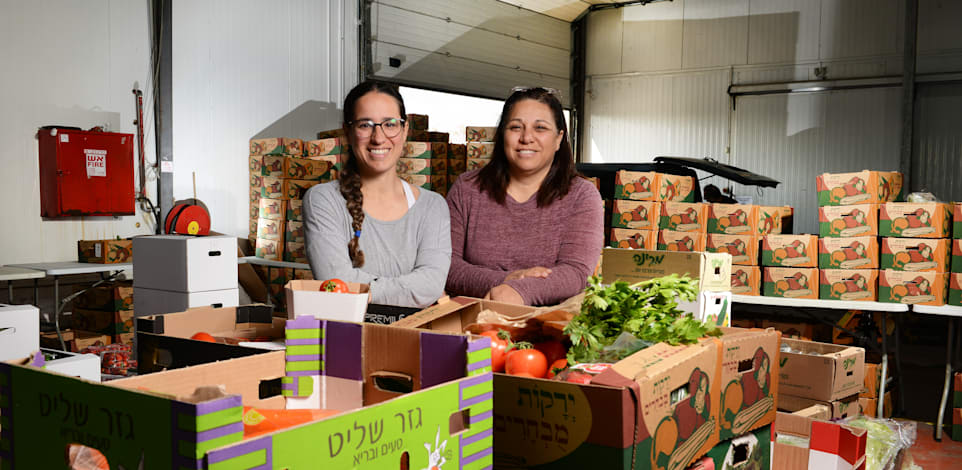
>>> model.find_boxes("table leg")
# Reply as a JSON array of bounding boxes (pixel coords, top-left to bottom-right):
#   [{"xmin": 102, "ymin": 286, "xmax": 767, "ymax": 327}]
[
  {"xmin": 937, "ymin": 318, "xmax": 954, "ymax": 441},
  {"xmin": 33, "ymin": 278, "xmax": 39, "ymax": 306},
  {"xmin": 879, "ymin": 313, "xmax": 888, "ymax": 418},
  {"xmin": 53, "ymin": 275, "xmax": 67, "ymax": 351},
  {"xmin": 894, "ymin": 314, "xmax": 905, "ymax": 416},
  {"xmin": 7, "ymin": 281, "xmax": 12, "ymax": 303}
]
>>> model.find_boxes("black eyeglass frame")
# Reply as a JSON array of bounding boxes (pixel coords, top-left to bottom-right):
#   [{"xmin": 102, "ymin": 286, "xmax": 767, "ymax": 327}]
[{"xmin": 347, "ymin": 118, "xmax": 408, "ymax": 139}]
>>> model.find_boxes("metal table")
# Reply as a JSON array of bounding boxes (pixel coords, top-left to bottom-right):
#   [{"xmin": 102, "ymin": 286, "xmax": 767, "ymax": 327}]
[
  {"xmin": 0, "ymin": 266, "xmax": 45, "ymax": 303},
  {"xmin": 733, "ymin": 294, "xmax": 909, "ymax": 418},
  {"xmin": 911, "ymin": 304, "xmax": 962, "ymax": 441},
  {"xmin": 238, "ymin": 256, "xmax": 310, "ymax": 270}
]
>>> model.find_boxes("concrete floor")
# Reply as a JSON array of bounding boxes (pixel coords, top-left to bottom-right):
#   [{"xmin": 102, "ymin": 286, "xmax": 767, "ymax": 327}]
[{"xmin": 909, "ymin": 422, "xmax": 962, "ymax": 470}]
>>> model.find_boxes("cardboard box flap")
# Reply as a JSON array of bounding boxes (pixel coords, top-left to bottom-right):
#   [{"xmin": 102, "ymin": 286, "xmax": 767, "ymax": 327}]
[{"xmin": 136, "ymin": 304, "xmax": 274, "ymax": 335}]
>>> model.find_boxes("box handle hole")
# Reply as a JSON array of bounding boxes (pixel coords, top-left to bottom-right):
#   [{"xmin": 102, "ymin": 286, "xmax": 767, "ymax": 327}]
[
  {"xmin": 372, "ymin": 371, "xmax": 414, "ymax": 394},
  {"xmin": 258, "ymin": 377, "xmax": 283, "ymax": 399},
  {"xmin": 449, "ymin": 408, "xmax": 470, "ymax": 435},
  {"xmin": 737, "ymin": 358, "xmax": 753, "ymax": 373},
  {"xmin": 208, "ymin": 250, "xmax": 221, "ymax": 256}
]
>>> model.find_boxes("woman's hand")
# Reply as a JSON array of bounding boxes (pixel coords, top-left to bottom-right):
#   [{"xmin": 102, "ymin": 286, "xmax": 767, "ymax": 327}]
[
  {"xmin": 483, "ymin": 284, "xmax": 525, "ymax": 304},
  {"xmin": 504, "ymin": 266, "xmax": 552, "ymax": 282}
]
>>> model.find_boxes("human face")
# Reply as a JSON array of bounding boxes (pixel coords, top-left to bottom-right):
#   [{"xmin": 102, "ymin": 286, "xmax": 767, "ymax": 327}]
[
  {"xmin": 502, "ymin": 99, "xmax": 563, "ymax": 179},
  {"xmin": 348, "ymin": 92, "xmax": 408, "ymax": 177}
]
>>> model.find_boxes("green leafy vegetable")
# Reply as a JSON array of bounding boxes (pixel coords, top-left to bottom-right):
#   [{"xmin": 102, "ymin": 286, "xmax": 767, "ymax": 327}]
[{"xmin": 565, "ymin": 274, "xmax": 722, "ymax": 364}]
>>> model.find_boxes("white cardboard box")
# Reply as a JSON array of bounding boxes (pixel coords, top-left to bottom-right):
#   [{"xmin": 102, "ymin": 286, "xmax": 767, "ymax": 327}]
[
  {"xmin": 133, "ymin": 235, "xmax": 238, "ymax": 292},
  {"xmin": 0, "ymin": 304, "xmax": 40, "ymax": 361},
  {"xmin": 678, "ymin": 290, "xmax": 732, "ymax": 327},
  {"xmin": 285, "ymin": 279, "xmax": 368, "ymax": 322},
  {"xmin": 41, "ymin": 349, "xmax": 101, "ymax": 382},
  {"xmin": 133, "ymin": 287, "xmax": 239, "ymax": 317}
]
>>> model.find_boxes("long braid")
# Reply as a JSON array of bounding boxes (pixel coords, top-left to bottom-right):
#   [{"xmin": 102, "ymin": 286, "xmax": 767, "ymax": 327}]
[{"xmin": 339, "ymin": 156, "xmax": 365, "ymax": 267}]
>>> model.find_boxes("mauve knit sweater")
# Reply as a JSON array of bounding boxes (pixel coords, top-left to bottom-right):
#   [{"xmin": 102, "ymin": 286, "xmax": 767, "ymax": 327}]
[{"xmin": 446, "ymin": 170, "xmax": 604, "ymax": 306}]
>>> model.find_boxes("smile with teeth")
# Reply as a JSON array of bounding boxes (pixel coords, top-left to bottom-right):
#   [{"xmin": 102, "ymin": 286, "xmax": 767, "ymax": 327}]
[
  {"xmin": 517, "ymin": 149, "xmax": 537, "ymax": 156},
  {"xmin": 368, "ymin": 148, "xmax": 390, "ymax": 156}
]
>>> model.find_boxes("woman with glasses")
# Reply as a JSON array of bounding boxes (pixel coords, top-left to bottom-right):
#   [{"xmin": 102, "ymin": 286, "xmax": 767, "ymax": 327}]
[
  {"xmin": 445, "ymin": 87, "xmax": 603, "ymax": 306},
  {"xmin": 302, "ymin": 81, "xmax": 451, "ymax": 308}
]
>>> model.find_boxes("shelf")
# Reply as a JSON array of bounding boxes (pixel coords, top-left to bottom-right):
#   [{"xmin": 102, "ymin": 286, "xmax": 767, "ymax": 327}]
[
  {"xmin": 911, "ymin": 304, "xmax": 962, "ymax": 318},
  {"xmin": 731, "ymin": 294, "xmax": 910, "ymax": 312}
]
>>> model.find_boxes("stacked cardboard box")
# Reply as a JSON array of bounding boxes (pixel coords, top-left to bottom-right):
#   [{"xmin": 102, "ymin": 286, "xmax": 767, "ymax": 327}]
[
  {"xmin": 71, "ymin": 281, "xmax": 135, "ymax": 347},
  {"xmin": 706, "ymin": 204, "xmax": 787, "ymax": 296},
  {"xmin": 858, "ymin": 361, "xmax": 894, "ymax": 418},
  {"xmin": 952, "ymin": 372, "xmax": 962, "ymax": 441},
  {"xmin": 878, "ymin": 201, "xmax": 951, "ymax": 305},
  {"xmin": 396, "ymin": 115, "xmax": 453, "ymax": 195},
  {"xmin": 465, "ymin": 126, "xmax": 495, "ymax": 176},
  {"xmin": 771, "ymin": 410, "xmax": 867, "ymax": 470},
  {"xmin": 447, "ymin": 143, "xmax": 467, "ymax": 191},
  {"xmin": 77, "ymin": 238, "xmax": 133, "ymax": 263},
  {"xmin": 250, "ymin": 136, "xmax": 337, "ymax": 261},
  {"xmin": 778, "ymin": 338, "xmax": 865, "ymax": 420},
  {"xmin": 952, "ymin": 236, "xmax": 962, "ymax": 306}
]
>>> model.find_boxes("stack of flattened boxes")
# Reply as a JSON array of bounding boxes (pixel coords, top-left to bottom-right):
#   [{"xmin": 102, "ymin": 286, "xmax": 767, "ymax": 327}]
[{"xmin": 397, "ymin": 114, "xmax": 448, "ymax": 194}]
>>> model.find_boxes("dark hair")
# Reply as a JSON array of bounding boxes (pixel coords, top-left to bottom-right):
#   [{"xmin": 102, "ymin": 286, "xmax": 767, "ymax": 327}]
[
  {"xmin": 339, "ymin": 81, "xmax": 408, "ymax": 267},
  {"xmin": 475, "ymin": 87, "xmax": 577, "ymax": 207}
]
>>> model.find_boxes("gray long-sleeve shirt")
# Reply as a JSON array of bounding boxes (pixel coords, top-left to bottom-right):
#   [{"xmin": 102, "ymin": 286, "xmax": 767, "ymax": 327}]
[{"xmin": 302, "ymin": 181, "xmax": 451, "ymax": 308}]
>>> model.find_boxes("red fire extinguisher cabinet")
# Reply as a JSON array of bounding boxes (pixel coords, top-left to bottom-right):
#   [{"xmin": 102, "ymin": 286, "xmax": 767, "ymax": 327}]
[{"xmin": 38, "ymin": 127, "xmax": 136, "ymax": 217}]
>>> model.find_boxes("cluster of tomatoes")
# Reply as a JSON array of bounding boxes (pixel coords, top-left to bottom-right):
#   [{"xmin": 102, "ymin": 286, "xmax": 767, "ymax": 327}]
[{"xmin": 478, "ymin": 329, "xmax": 592, "ymax": 384}]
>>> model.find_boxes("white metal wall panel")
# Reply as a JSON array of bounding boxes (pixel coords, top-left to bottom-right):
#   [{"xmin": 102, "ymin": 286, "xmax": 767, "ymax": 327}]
[
  {"xmin": 747, "ymin": 0, "xmax": 821, "ymax": 65},
  {"xmin": 174, "ymin": 0, "xmax": 357, "ymax": 239},
  {"xmin": 733, "ymin": 64, "xmax": 814, "ymax": 85},
  {"xmin": 819, "ymin": 0, "xmax": 899, "ymax": 60},
  {"xmin": 586, "ymin": 70, "xmax": 729, "ymax": 163},
  {"xmin": 495, "ymin": 0, "xmax": 591, "ymax": 22},
  {"xmin": 730, "ymin": 88, "xmax": 901, "ymax": 234},
  {"xmin": 918, "ymin": 0, "xmax": 962, "ymax": 53},
  {"xmin": 621, "ymin": 1, "xmax": 684, "ymax": 73},
  {"xmin": 914, "ymin": 83, "xmax": 962, "ymax": 202},
  {"xmin": 0, "ymin": 0, "xmax": 155, "ymax": 263},
  {"xmin": 681, "ymin": 0, "xmax": 749, "ymax": 69},
  {"xmin": 586, "ymin": 7, "xmax": 623, "ymax": 76},
  {"xmin": 372, "ymin": 0, "xmax": 570, "ymax": 105}
]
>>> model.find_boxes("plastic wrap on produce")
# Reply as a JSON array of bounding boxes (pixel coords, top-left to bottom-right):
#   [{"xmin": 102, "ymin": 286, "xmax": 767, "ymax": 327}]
[
  {"xmin": 774, "ymin": 433, "xmax": 810, "ymax": 448},
  {"xmin": 839, "ymin": 417, "xmax": 916, "ymax": 470}
]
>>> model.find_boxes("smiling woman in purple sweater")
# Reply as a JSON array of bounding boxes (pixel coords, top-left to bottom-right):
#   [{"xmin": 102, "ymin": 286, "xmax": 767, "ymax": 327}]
[{"xmin": 446, "ymin": 87, "xmax": 604, "ymax": 306}]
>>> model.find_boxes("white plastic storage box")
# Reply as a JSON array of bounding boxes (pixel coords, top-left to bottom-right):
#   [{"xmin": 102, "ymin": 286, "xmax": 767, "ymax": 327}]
[
  {"xmin": 133, "ymin": 235, "xmax": 238, "ymax": 292},
  {"xmin": 0, "ymin": 304, "xmax": 40, "ymax": 361}
]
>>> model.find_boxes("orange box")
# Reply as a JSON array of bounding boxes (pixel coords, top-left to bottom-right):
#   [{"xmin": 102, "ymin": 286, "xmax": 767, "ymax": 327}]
[
  {"xmin": 949, "ymin": 273, "xmax": 962, "ymax": 306},
  {"xmin": 880, "ymin": 238, "xmax": 951, "ymax": 272},
  {"xmin": 818, "ymin": 269, "xmax": 879, "ymax": 302},
  {"xmin": 763, "ymin": 267, "xmax": 818, "ymax": 299},
  {"xmin": 816, "ymin": 170, "xmax": 903, "ymax": 206},
  {"xmin": 658, "ymin": 202, "xmax": 707, "ymax": 232},
  {"xmin": 609, "ymin": 228, "xmax": 657, "ymax": 250},
  {"xmin": 656, "ymin": 173, "xmax": 695, "ymax": 202},
  {"xmin": 819, "ymin": 204, "xmax": 879, "ymax": 238},
  {"xmin": 707, "ymin": 204, "xmax": 758, "ymax": 235},
  {"xmin": 954, "ymin": 203, "xmax": 962, "ymax": 239},
  {"xmin": 657, "ymin": 230, "xmax": 706, "ymax": 252},
  {"xmin": 878, "ymin": 270, "xmax": 948, "ymax": 305},
  {"xmin": 761, "ymin": 234, "xmax": 818, "ymax": 267},
  {"xmin": 879, "ymin": 202, "xmax": 953, "ymax": 238},
  {"xmin": 610, "ymin": 200, "xmax": 658, "ymax": 230},
  {"xmin": 731, "ymin": 266, "xmax": 761, "ymax": 296},
  {"xmin": 755, "ymin": 206, "xmax": 785, "ymax": 236},
  {"xmin": 759, "ymin": 320, "xmax": 814, "ymax": 341},
  {"xmin": 707, "ymin": 234, "xmax": 759, "ymax": 266},
  {"xmin": 953, "ymin": 239, "xmax": 962, "ymax": 273},
  {"xmin": 614, "ymin": 170, "xmax": 659, "ymax": 201},
  {"xmin": 818, "ymin": 237, "xmax": 879, "ymax": 269}
]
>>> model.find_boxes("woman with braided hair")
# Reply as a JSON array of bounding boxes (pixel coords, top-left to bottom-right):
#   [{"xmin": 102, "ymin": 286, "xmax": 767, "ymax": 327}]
[{"xmin": 302, "ymin": 81, "xmax": 451, "ymax": 308}]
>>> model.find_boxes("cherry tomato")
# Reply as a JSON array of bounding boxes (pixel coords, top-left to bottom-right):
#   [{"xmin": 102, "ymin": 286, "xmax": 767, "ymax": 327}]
[
  {"xmin": 505, "ymin": 343, "xmax": 548, "ymax": 378},
  {"xmin": 546, "ymin": 358, "xmax": 569, "ymax": 379},
  {"xmin": 319, "ymin": 278, "xmax": 349, "ymax": 293},
  {"xmin": 191, "ymin": 332, "xmax": 216, "ymax": 343},
  {"xmin": 534, "ymin": 340, "xmax": 567, "ymax": 365},
  {"xmin": 479, "ymin": 330, "xmax": 511, "ymax": 372}
]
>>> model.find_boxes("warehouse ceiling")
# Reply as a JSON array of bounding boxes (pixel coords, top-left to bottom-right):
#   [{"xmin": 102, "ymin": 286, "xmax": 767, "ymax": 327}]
[{"xmin": 496, "ymin": 0, "xmax": 660, "ymax": 22}]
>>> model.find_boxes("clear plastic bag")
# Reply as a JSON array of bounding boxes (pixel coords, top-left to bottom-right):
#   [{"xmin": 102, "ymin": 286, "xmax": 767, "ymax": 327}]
[
  {"xmin": 906, "ymin": 191, "xmax": 938, "ymax": 203},
  {"xmin": 598, "ymin": 331, "xmax": 653, "ymax": 362},
  {"xmin": 839, "ymin": 417, "xmax": 916, "ymax": 470}
]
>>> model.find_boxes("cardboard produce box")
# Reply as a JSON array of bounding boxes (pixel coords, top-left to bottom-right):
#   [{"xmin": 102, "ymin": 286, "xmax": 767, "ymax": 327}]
[
  {"xmin": 759, "ymin": 320, "xmax": 817, "ymax": 341},
  {"xmin": 258, "ymin": 197, "xmax": 287, "ymax": 220},
  {"xmin": 762, "ymin": 267, "xmax": 818, "ymax": 299},
  {"xmin": 287, "ymin": 198, "xmax": 304, "ymax": 221},
  {"xmin": 816, "ymin": 170, "xmax": 903, "ymax": 206},
  {"xmin": 285, "ymin": 220, "xmax": 305, "ymax": 244},
  {"xmin": 818, "ymin": 269, "xmax": 878, "ymax": 301},
  {"xmin": 688, "ymin": 425, "xmax": 770, "ymax": 470},
  {"xmin": 250, "ymin": 173, "xmax": 263, "ymax": 189},
  {"xmin": 466, "ymin": 141, "xmax": 494, "ymax": 159},
  {"xmin": 778, "ymin": 394, "xmax": 861, "ymax": 420},
  {"xmin": 465, "ymin": 126, "xmax": 495, "ymax": 141},
  {"xmin": 658, "ymin": 230, "xmax": 707, "ymax": 252},
  {"xmin": 881, "ymin": 237, "xmax": 950, "ymax": 272},
  {"xmin": 284, "ymin": 242, "xmax": 307, "ymax": 263},
  {"xmin": 72, "ymin": 307, "xmax": 134, "ymax": 335},
  {"xmin": 250, "ymin": 137, "xmax": 303, "ymax": 156},
  {"xmin": 731, "ymin": 266, "xmax": 761, "ymax": 296},
  {"xmin": 402, "ymin": 141, "xmax": 434, "ymax": 159},
  {"xmin": 948, "ymin": 273, "xmax": 962, "ymax": 306},
  {"xmin": 428, "ymin": 131, "xmax": 449, "ymax": 143},
  {"xmin": 399, "ymin": 173, "xmax": 435, "ymax": 189},
  {"xmin": 819, "ymin": 204, "xmax": 879, "ymax": 238},
  {"xmin": 285, "ymin": 279, "xmax": 369, "ymax": 322},
  {"xmin": 259, "ymin": 154, "xmax": 285, "ymax": 177},
  {"xmin": 78, "ymin": 238, "xmax": 133, "ymax": 264},
  {"xmin": 284, "ymin": 157, "xmax": 334, "ymax": 180},
  {"xmin": 861, "ymin": 362, "xmax": 886, "ymax": 399},
  {"xmin": 878, "ymin": 269, "xmax": 948, "ymax": 305},
  {"xmin": 316, "ymin": 127, "xmax": 345, "ymax": 139},
  {"xmin": 261, "ymin": 175, "xmax": 284, "ymax": 199},
  {"xmin": 754, "ymin": 206, "xmax": 784, "ymax": 236},
  {"xmin": 818, "ymin": 236, "xmax": 879, "ymax": 269},
  {"xmin": 707, "ymin": 204, "xmax": 757, "ymax": 235},
  {"xmin": 3, "ymin": 317, "xmax": 493, "ymax": 469},
  {"xmin": 615, "ymin": 170, "xmax": 659, "ymax": 201},
  {"xmin": 305, "ymin": 153, "xmax": 342, "ymax": 171},
  {"xmin": 771, "ymin": 411, "xmax": 867, "ymax": 470},
  {"xmin": 953, "ymin": 239, "xmax": 962, "ymax": 273},
  {"xmin": 954, "ymin": 203, "xmax": 962, "ymax": 238},
  {"xmin": 405, "ymin": 113, "xmax": 428, "ymax": 130},
  {"xmin": 448, "ymin": 142, "xmax": 466, "ymax": 158},
  {"xmin": 430, "ymin": 142, "xmax": 448, "ymax": 159},
  {"xmin": 304, "ymin": 137, "xmax": 345, "ymax": 156},
  {"xmin": 601, "ymin": 248, "xmax": 732, "ymax": 292},
  {"xmin": 609, "ymin": 228, "xmax": 657, "ymax": 249},
  {"xmin": 778, "ymin": 338, "xmax": 865, "ymax": 401},
  {"xmin": 255, "ymin": 237, "xmax": 282, "ymax": 261},
  {"xmin": 879, "ymin": 202, "xmax": 952, "ymax": 238},
  {"xmin": 761, "ymin": 234, "xmax": 817, "ymax": 267},
  {"xmin": 659, "ymin": 202, "xmax": 707, "ymax": 232},
  {"xmin": 249, "ymin": 153, "xmax": 263, "ymax": 174},
  {"xmin": 657, "ymin": 173, "xmax": 695, "ymax": 202},
  {"xmin": 707, "ymin": 234, "xmax": 759, "ymax": 266},
  {"xmin": 447, "ymin": 157, "xmax": 466, "ymax": 175},
  {"xmin": 717, "ymin": 328, "xmax": 780, "ymax": 441},
  {"xmin": 74, "ymin": 281, "xmax": 134, "ymax": 311},
  {"xmin": 283, "ymin": 179, "xmax": 320, "ymax": 200},
  {"xmin": 612, "ymin": 200, "xmax": 658, "ymax": 230},
  {"xmin": 466, "ymin": 157, "xmax": 490, "ymax": 171},
  {"xmin": 256, "ymin": 217, "xmax": 285, "ymax": 242},
  {"xmin": 397, "ymin": 157, "xmax": 446, "ymax": 175},
  {"xmin": 859, "ymin": 391, "xmax": 894, "ymax": 418}
]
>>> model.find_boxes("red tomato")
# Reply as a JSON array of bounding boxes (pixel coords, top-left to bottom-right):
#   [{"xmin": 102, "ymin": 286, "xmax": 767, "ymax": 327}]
[
  {"xmin": 505, "ymin": 343, "xmax": 548, "ymax": 378},
  {"xmin": 534, "ymin": 340, "xmax": 567, "ymax": 364},
  {"xmin": 319, "ymin": 278, "xmax": 349, "ymax": 293},
  {"xmin": 546, "ymin": 358, "xmax": 569, "ymax": 379},
  {"xmin": 191, "ymin": 332, "xmax": 216, "ymax": 343},
  {"xmin": 479, "ymin": 330, "xmax": 511, "ymax": 372}
]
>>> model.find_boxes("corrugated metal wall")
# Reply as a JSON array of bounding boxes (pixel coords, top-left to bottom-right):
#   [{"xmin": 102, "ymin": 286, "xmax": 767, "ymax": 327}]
[
  {"xmin": 914, "ymin": 83, "xmax": 962, "ymax": 203},
  {"xmin": 370, "ymin": 0, "xmax": 571, "ymax": 106},
  {"xmin": 173, "ymin": 0, "xmax": 357, "ymax": 238}
]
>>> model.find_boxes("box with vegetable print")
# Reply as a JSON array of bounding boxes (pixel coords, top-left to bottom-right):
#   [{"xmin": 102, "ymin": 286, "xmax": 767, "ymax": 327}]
[
  {"xmin": 819, "ymin": 204, "xmax": 879, "ymax": 238},
  {"xmin": 761, "ymin": 234, "xmax": 818, "ymax": 268},
  {"xmin": 707, "ymin": 234, "xmax": 759, "ymax": 266},
  {"xmin": 879, "ymin": 202, "xmax": 952, "ymax": 238},
  {"xmin": 611, "ymin": 200, "xmax": 658, "ymax": 230},
  {"xmin": 659, "ymin": 202, "xmax": 708, "ymax": 233},
  {"xmin": 609, "ymin": 228, "xmax": 657, "ymax": 249},
  {"xmin": 816, "ymin": 170, "xmax": 903, "ymax": 206},
  {"xmin": 880, "ymin": 238, "xmax": 950, "ymax": 272},
  {"xmin": 818, "ymin": 236, "xmax": 879, "ymax": 269},
  {"xmin": 707, "ymin": 204, "xmax": 757, "ymax": 235},
  {"xmin": 762, "ymin": 267, "xmax": 818, "ymax": 299},
  {"xmin": 614, "ymin": 170, "xmax": 659, "ymax": 201},
  {"xmin": 878, "ymin": 270, "xmax": 948, "ymax": 305},
  {"xmin": 818, "ymin": 269, "xmax": 878, "ymax": 302},
  {"xmin": 730, "ymin": 266, "xmax": 761, "ymax": 296}
]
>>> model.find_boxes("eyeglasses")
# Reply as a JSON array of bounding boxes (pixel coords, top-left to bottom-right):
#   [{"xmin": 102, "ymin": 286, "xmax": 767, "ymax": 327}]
[
  {"xmin": 510, "ymin": 86, "xmax": 563, "ymax": 100},
  {"xmin": 348, "ymin": 118, "xmax": 406, "ymax": 139}
]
